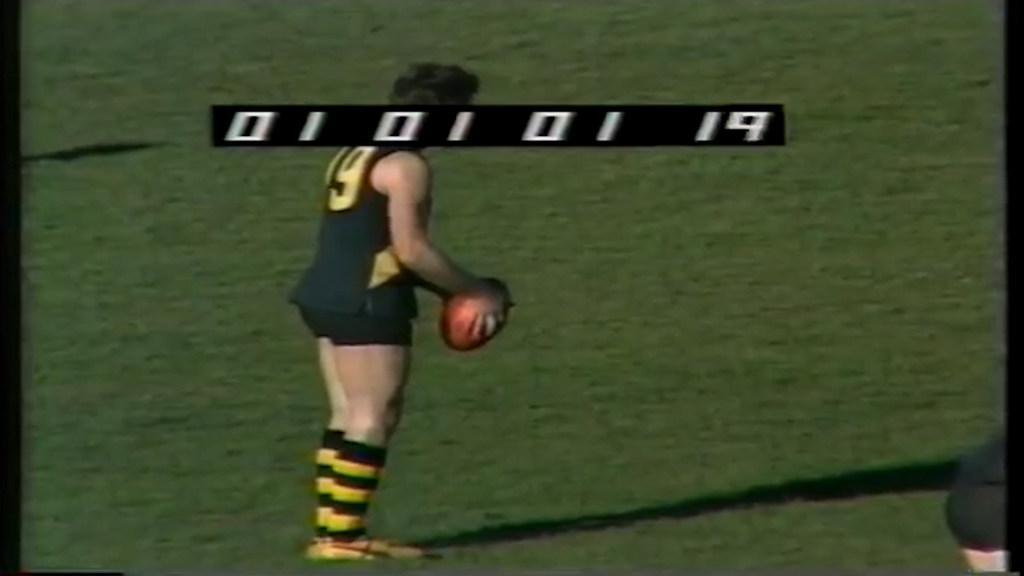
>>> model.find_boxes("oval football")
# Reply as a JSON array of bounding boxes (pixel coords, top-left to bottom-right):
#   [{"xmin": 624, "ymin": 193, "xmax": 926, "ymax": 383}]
[{"xmin": 440, "ymin": 295, "xmax": 490, "ymax": 352}]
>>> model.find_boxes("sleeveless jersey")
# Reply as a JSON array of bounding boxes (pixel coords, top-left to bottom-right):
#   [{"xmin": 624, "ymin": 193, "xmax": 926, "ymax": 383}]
[{"xmin": 290, "ymin": 147, "xmax": 418, "ymax": 318}]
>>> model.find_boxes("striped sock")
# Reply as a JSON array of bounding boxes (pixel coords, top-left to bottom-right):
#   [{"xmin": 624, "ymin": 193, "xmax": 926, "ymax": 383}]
[
  {"xmin": 314, "ymin": 429, "xmax": 346, "ymax": 539},
  {"xmin": 321, "ymin": 438, "xmax": 387, "ymax": 542}
]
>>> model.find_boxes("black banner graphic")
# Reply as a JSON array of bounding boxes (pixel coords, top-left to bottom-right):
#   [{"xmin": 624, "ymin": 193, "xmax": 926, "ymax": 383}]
[{"xmin": 211, "ymin": 105, "xmax": 786, "ymax": 147}]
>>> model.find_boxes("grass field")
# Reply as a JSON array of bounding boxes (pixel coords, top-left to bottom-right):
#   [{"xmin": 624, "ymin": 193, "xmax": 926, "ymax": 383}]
[{"xmin": 22, "ymin": 0, "xmax": 1002, "ymax": 570}]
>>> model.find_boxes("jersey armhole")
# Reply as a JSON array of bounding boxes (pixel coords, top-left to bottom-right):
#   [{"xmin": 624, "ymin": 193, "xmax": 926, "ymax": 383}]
[{"xmin": 369, "ymin": 148, "xmax": 429, "ymax": 200}]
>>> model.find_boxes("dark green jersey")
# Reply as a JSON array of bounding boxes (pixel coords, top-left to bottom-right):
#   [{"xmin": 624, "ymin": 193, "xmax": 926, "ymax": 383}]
[{"xmin": 290, "ymin": 147, "xmax": 418, "ymax": 318}]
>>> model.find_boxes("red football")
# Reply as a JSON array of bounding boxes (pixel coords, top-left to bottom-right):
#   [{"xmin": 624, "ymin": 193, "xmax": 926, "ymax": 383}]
[{"xmin": 440, "ymin": 294, "xmax": 505, "ymax": 352}]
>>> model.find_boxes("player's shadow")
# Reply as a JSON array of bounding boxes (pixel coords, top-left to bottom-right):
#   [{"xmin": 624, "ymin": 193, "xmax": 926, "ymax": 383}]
[
  {"xmin": 22, "ymin": 141, "xmax": 165, "ymax": 163},
  {"xmin": 417, "ymin": 458, "xmax": 958, "ymax": 549}
]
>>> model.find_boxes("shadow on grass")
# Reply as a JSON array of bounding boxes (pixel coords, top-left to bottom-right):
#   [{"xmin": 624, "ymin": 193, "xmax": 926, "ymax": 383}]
[
  {"xmin": 23, "ymin": 142, "xmax": 165, "ymax": 163},
  {"xmin": 417, "ymin": 458, "xmax": 958, "ymax": 549}
]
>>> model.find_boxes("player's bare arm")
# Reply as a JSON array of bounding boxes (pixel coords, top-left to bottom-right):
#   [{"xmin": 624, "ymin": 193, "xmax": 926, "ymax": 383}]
[{"xmin": 373, "ymin": 151, "xmax": 508, "ymax": 332}]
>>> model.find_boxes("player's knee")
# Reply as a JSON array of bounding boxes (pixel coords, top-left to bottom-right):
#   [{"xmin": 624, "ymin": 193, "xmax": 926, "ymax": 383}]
[{"xmin": 344, "ymin": 409, "xmax": 389, "ymax": 443}]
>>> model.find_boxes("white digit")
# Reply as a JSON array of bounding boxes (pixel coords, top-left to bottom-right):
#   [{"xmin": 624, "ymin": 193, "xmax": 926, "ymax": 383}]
[
  {"xmin": 447, "ymin": 111, "xmax": 474, "ymax": 141},
  {"xmin": 726, "ymin": 112, "xmax": 772, "ymax": 142},
  {"xmin": 374, "ymin": 111, "xmax": 425, "ymax": 142},
  {"xmin": 299, "ymin": 111, "xmax": 325, "ymax": 142},
  {"xmin": 695, "ymin": 111, "xmax": 721, "ymax": 142},
  {"xmin": 225, "ymin": 111, "xmax": 277, "ymax": 142},
  {"xmin": 523, "ymin": 111, "xmax": 574, "ymax": 142},
  {"xmin": 597, "ymin": 111, "xmax": 622, "ymax": 142}
]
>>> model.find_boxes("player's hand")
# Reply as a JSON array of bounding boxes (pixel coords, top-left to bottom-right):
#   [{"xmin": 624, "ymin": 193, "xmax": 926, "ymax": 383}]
[
  {"xmin": 480, "ymin": 277, "xmax": 513, "ymax": 310},
  {"xmin": 469, "ymin": 277, "xmax": 512, "ymax": 339}
]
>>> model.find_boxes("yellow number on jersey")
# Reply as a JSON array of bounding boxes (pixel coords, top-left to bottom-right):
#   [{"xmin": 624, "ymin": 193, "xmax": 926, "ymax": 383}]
[{"xmin": 324, "ymin": 147, "xmax": 376, "ymax": 212}]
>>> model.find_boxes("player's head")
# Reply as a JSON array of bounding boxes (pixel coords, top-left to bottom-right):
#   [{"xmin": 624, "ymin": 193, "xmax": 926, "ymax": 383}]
[{"xmin": 389, "ymin": 63, "xmax": 479, "ymax": 106}]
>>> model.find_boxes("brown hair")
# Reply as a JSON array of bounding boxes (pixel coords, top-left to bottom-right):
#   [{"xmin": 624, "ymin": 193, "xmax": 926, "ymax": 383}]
[{"xmin": 389, "ymin": 63, "xmax": 479, "ymax": 106}]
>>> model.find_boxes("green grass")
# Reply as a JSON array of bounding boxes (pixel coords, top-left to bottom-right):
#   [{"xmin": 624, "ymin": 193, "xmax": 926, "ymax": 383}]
[{"xmin": 22, "ymin": 0, "xmax": 1000, "ymax": 570}]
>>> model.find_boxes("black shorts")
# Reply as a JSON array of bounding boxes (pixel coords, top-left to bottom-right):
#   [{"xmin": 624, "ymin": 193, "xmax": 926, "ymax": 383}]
[
  {"xmin": 945, "ymin": 432, "xmax": 1006, "ymax": 550},
  {"xmin": 298, "ymin": 306, "xmax": 413, "ymax": 346}
]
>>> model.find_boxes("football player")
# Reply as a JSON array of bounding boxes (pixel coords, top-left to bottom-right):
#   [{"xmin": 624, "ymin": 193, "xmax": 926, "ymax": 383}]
[
  {"xmin": 290, "ymin": 63, "xmax": 511, "ymax": 560},
  {"xmin": 945, "ymin": 430, "xmax": 1007, "ymax": 572}
]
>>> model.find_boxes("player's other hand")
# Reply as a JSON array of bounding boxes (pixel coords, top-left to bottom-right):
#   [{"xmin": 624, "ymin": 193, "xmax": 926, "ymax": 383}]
[{"xmin": 469, "ymin": 277, "xmax": 512, "ymax": 339}]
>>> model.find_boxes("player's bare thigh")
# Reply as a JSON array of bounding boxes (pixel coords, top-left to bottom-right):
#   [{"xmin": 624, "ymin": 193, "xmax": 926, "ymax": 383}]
[
  {"xmin": 318, "ymin": 337, "xmax": 348, "ymax": 429},
  {"xmin": 327, "ymin": 344, "xmax": 411, "ymax": 444}
]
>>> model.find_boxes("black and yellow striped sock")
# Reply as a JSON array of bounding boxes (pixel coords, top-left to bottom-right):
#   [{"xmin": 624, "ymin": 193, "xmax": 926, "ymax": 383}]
[
  {"xmin": 314, "ymin": 429, "xmax": 346, "ymax": 539},
  {"xmin": 320, "ymin": 438, "xmax": 387, "ymax": 543}
]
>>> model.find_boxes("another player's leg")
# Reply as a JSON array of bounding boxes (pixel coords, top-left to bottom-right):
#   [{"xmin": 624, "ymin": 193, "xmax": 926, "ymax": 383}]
[
  {"xmin": 945, "ymin": 432, "xmax": 1006, "ymax": 573},
  {"xmin": 961, "ymin": 549, "xmax": 1007, "ymax": 573}
]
